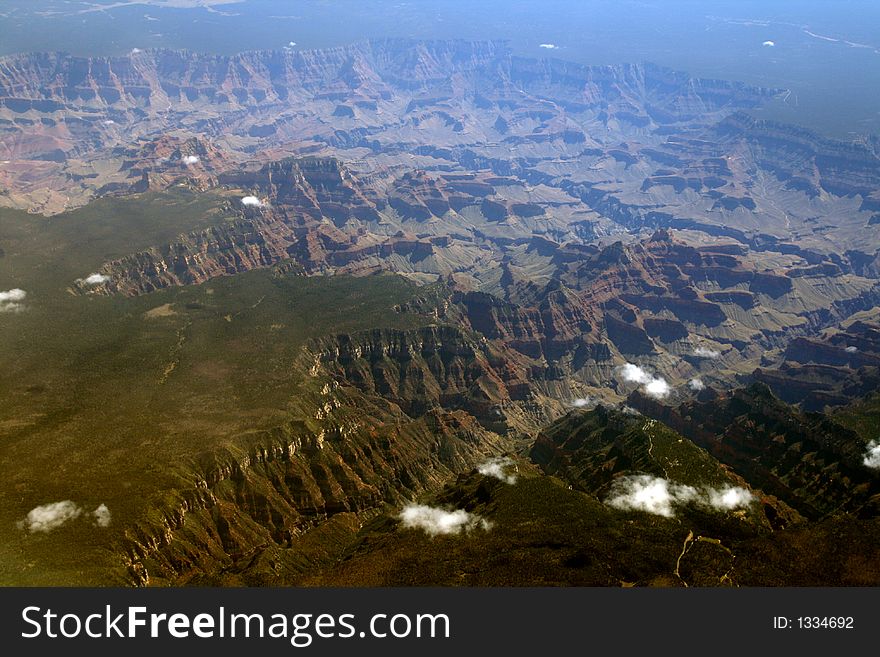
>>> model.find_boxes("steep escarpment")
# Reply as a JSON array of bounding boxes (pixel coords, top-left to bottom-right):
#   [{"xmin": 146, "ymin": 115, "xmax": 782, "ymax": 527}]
[
  {"xmin": 0, "ymin": 39, "xmax": 782, "ymax": 214},
  {"xmin": 312, "ymin": 326, "xmax": 529, "ymax": 429},
  {"xmin": 753, "ymin": 313, "xmax": 880, "ymax": 410},
  {"xmin": 451, "ymin": 231, "xmax": 880, "ymax": 392},
  {"xmin": 715, "ymin": 112, "xmax": 880, "ymax": 199},
  {"xmin": 0, "ymin": 43, "xmax": 770, "ymax": 137},
  {"xmin": 295, "ymin": 404, "xmax": 880, "ymax": 587},
  {"xmin": 629, "ymin": 383, "xmax": 880, "ymax": 520},
  {"xmin": 3, "ymin": 39, "xmax": 878, "ymax": 265},
  {"xmin": 297, "ymin": 391, "xmax": 880, "ymax": 586},
  {"xmin": 70, "ymin": 156, "xmax": 880, "ymax": 415},
  {"xmin": 0, "ymin": 40, "xmax": 505, "ymax": 113},
  {"xmin": 122, "ymin": 328, "xmax": 522, "ymax": 585},
  {"xmin": 218, "ymin": 157, "xmax": 383, "ymax": 222},
  {"xmin": 85, "ymin": 157, "xmax": 425, "ymax": 294},
  {"xmin": 97, "ymin": 211, "xmax": 299, "ymax": 295}
]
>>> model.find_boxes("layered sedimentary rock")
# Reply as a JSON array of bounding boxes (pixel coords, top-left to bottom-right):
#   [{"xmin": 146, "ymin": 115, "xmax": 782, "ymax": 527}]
[
  {"xmin": 753, "ymin": 312, "xmax": 880, "ymax": 409},
  {"xmin": 4, "ymin": 38, "xmax": 880, "ymax": 587},
  {"xmin": 123, "ymin": 327, "xmax": 521, "ymax": 584}
]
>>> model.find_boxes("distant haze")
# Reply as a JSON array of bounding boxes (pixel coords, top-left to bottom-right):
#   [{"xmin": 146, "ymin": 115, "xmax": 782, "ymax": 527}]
[{"xmin": 2, "ymin": 1, "xmax": 879, "ymax": 137}]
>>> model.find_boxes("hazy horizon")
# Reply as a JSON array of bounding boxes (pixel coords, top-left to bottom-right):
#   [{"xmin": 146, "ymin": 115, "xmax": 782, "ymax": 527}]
[{"xmin": 2, "ymin": 0, "xmax": 879, "ymax": 138}]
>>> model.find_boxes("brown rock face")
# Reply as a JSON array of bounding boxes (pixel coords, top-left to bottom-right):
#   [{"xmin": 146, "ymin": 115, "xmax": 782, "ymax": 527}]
[
  {"xmin": 124, "ymin": 325, "xmax": 526, "ymax": 584},
  {"xmin": 753, "ymin": 316, "xmax": 880, "ymax": 410},
  {"xmin": 0, "ymin": 39, "xmax": 784, "ymax": 215},
  {"xmin": 716, "ymin": 112, "xmax": 880, "ymax": 199}
]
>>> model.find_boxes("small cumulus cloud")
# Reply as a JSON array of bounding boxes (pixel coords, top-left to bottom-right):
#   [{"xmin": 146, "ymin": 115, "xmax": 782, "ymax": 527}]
[
  {"xmin": 241, "ymin": 195, "xmax": 265, "ymax": 208},
  {"xmin": 688, "ymin": 378, "xmax": 705, "ymax": 391},
  {"xmin": 619, "ymin": 363, "xmax": 652, "ymax": 385},
  {"xmin": 130, "ymin": 48, "xmax": 143, "ymax": 54},
  {"xmin": 539, "ymin": 43, "xmax": 558, "ymax": 49},
  {"xmin": 78, "ymin": 273, "xmax": 109, "ymax": 286},
  {"xmin": 399, "ymin": 504, "xmax": 491, "ymax": 536},
  {"xmin": 183, "ymin": 155, "xmax": 200, "ymax": 165},
  {"xmin": 706, "ymin": 487, "xmax": 754, "ymax": 510},
  {"xmin": 845, "ymin": 346, "xmax": 858, "ymax": 353},
  {"xmin": 477, "ymin": 456, "xmax": 517, "ymax": 484},
  {"xmin": 763, "ymin": 40, "xmax": 776, "ymax": 47},
  {"xmin": 0, "ymin": 288, "xmax": 26, "ymax": 313},
  {"xmin": 693, "ymin": 347, "xmax": 721, "ymax": 359},
  {"xmin": 17, "ymin": 501, "xmax": 82, "ymax": 533},
  {"xmin": 17, "ymin": 501, "xmax": 111, "ymax": 532},
  {"xmin": 570, "ymin": 397, "xmax": 592, "ymax": 408},
  {"xmin": 604, "ymin": 475, "xmax": 754, "ymax": 518},
  {"xmin": 92, "ymin": 504, "xmax": 112, "ymax": 527},
  {"xmin": 864, "ymin": 440, "xmax": 880, "ymax": 470},
  {"xmin": 617, "ymin": 363, "xmax": 671, "ymax": 400},
  {"xmin": 621, "ymin": 405, "xmax": 641, "ymax": 416},
  {"xmin": 644, "ymin": 378, "xmax": 671, "ymax": 399},
  {"xmin": 606, "ymin": 475, "xmax": 697, "ymax": 517},
  {"xmin": 103, "ymin": 119, "xmax": 116, "ymax": 125}
]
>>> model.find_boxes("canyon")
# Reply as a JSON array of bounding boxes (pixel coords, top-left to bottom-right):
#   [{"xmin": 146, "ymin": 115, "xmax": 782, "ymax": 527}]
[{"xmin": 0, "ymin": 39, "xmax": 878, "ymax": 586}]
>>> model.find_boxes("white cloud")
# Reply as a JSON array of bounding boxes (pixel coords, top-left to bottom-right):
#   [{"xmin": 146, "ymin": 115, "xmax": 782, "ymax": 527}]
[
  {"xmin": 706, "ymin": 486, "xmax": 754, "ymax": 510},
  {"xmin": 539, "ymin": 43, "xmax": 558, "ymax": 50},
  {"xmin": 571, "ymin": 397, "xmax": 591, "ymax": 408},
  {"xmin": 864, "ymin": 440, "xmax": 880, "ymax": 470},
  {"xmin": 241, "ymin": 195, "xmax": 264, "ymax": 207},
  {"xmin": 693, "ymin": 347, "xmax": 721, "ymax": 359},
  {"xmin": 130, "ymin": 48, "xmax": 143, "ymax": 54},
  {"xmin": 606, "ymin": 475, "xmax": 697, "ymax": 518},
  {"xmin": 845, "ymin": 346, "xmax": 858, "ymax": 353},
  {"xmin": 399, "ymin": 504, "xmax": 491, "ymax": 536},
  {"xmin": 644, "ymin": 378, "xmax": 671, "ymax": 399},
  {"xmin": 183, "ymin": 155, "xmax": 200, "ymax": 165},
  {"xmin": 621, "ymin": 405, "xmax": 641, "ymax": 416},
  {"xmin": 18, "ymin": 501, "xmax": 82, "ymax": 533},
  {"xmin": 477, "ymin": 456, "xmax": 517, "ymax": 484},
  {"xmin": 617, "ymin": 363, "xmax": 671, "ymax": 399},
  {"xmin": 605, "ymin": 475, "xmax": 754, "ymax": 518},
  {"xmin": 0, "ymin": 288, "xmax": 26, "ymax": 313},
  {"xmin": 92, "ymin": 504, "xmax": 111, "ymax": 527},
  {"xmin": 78, "ymin": 273, "xmax": 109, "ymax": 286},
  {"xmin": 103, "ymin": 119, "xmax": 115, "ymax": 125},
  {"xmin": 0, "ymin": 288, "xmax": 26, "ymax": 302},
  {"xmin": 762, "ymin": 40, "xmax": 776, "ymax": 47},
  {"xmin": 619, "ymin": 363, "xmax": 652, "ymax": 385},
  {"xmin": 288, "ymin": 41, "xmax": 297, "ymax": 47},
  {"xmin": 688, "ymin": 378, "xmax": 705, "ymax": 391}
]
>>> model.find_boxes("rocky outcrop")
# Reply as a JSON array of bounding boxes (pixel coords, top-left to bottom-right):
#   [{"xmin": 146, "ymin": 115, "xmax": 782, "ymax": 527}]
[
  {"xmin": 312, "ymin": 325, "xmax": 531, "ymax": 431},
  {"xmin": 123, "ymin": 404, "xmax": 506, "ymax": 584},
  {"xmin": 0, "ymin": 39, "xmax": 783, "ymax": 214},
  {"xmin": 121, "ymin": 328, "xmax": 520, "ymax": 585},
  {"xmin": 753, "ymin": 315, "xmax": 880, "ymax": 409},
  {"xmin": 530, "ymin": 405, "xmax": 798, "ymax": 529},
  {"xmin": 630, "ymin": 383, "xmax": 880, "ymax": 520},
  {"xmin": 715, "ymin": 112, "xmax": 880, "ymax": 198}
]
